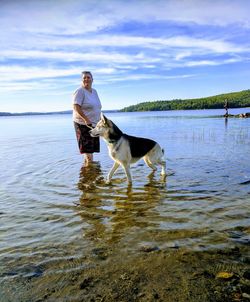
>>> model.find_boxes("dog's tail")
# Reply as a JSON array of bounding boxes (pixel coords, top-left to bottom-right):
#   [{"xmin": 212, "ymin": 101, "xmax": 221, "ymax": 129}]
[
  {"xmin": 162, "ymin": 148, "xmax": 171, "ymax": 160},
  {"xmin": 162, "ymin": 148, "xmax": 172, "ymax": 161}
]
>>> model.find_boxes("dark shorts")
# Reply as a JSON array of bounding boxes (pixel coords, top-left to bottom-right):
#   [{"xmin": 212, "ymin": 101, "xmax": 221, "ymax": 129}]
[{"xmin": 74, "ymin": 122, "xmax": 100, "ymax": 154}]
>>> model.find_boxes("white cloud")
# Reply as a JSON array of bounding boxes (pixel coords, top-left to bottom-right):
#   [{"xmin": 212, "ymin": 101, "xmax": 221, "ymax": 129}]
[
  {"xmin": 1, "ymin": 0, "xmax": 250, "ymax": 37},
  {"xmin": 49, "ymin": 35, "xmax": 250, "ymax": 54},
  {"xmin": 95, "ymin": 73, "xmax": 197, "ymax": 83},
  {"xmin": 0, "ymin": 66, "xmax": 79, "ymax": 81},
  {"xmin": 0, "ymin": 49, "xmax": 162, "ymax": 64},
  {"xmin": 186, "ymin": 60, "xmax": 222, "ymax": 67},
  {"xmin": 0, "ymin": 62, "xmax": 197, "ymax": 94}
]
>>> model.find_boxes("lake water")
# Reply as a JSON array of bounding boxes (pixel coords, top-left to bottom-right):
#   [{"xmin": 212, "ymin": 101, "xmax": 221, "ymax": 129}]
[{"xmin": 0, "ymin": 109, "xmax": 250, "ymax": 300}]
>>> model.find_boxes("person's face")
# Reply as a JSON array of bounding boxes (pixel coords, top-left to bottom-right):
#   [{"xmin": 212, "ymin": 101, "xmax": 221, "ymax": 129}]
[{"xmin": 83, "ymin": 74, "xmax": 93, "ymax": 89}]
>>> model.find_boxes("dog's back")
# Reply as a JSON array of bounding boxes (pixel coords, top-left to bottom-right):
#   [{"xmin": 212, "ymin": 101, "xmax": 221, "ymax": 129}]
[{"xmin": 123, "ymin": 134, "xmax": 156, "ymax": 159}]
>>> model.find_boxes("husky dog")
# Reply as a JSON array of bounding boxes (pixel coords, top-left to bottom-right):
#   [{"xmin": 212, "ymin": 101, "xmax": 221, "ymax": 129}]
[{"xmin": 90, "ymin": 114, "xmax": 166, "ymax": 184}]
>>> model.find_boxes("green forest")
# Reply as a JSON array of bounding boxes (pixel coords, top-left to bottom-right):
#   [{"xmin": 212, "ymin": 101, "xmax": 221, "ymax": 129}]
[{"xmin": 120, "ymin": 89, "xmax": 250, "ymax": 112}]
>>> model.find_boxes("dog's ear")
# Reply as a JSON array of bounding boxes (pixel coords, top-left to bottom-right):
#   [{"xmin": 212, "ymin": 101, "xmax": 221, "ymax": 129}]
[{"xmin": 101, "ymin": 113, "xmax": 109, "ymax": 124}]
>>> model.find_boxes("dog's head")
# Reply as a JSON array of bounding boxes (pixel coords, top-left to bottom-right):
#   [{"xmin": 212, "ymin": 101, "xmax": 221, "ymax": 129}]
[{"xmin": 89, "ymin": 113, "xmax": 112, "ymax": 138}]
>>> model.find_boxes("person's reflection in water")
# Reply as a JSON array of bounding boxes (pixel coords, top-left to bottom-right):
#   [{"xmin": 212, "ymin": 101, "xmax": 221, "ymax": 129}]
[
  {"xmin": 76, "ymin": 161, "xmax": 108, "ymax": 243},
  {"xmin": 224, "ymin": 115, "xmax": 228, "ymax": 129},
  {"xmin": 77, "ymin": 161, "xmax": 103, "ymax": 193}
]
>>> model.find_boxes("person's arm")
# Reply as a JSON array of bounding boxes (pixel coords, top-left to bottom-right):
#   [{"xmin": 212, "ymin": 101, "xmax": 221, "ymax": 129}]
[{"xmin": 73, "ymin": 104, "xmax": 92, "ymax": 125}]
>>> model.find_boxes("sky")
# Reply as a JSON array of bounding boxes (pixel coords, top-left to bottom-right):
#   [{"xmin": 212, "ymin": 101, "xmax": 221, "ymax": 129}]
[{"xmin": 0, "ymin": 0, "xmax": 250, "ymax": 113}]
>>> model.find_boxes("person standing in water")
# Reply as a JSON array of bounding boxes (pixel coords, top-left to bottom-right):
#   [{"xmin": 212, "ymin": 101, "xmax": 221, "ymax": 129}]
[
  {"xmin": 224, "ymin": 99, "xmax": 229, "ymax": 117},
  {"xmin": 72, "ymin": 71, "xmax": 102, "ymax": 165}
]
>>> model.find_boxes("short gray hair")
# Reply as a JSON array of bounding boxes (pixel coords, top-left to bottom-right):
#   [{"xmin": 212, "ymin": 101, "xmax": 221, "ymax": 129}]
[{"xmin": 81, "ymin": 71, "xmax": 93, "ymax": 80}]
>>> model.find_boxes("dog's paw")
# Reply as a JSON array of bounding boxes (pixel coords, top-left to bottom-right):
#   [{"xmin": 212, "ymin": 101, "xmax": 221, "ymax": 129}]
[
  {"xmin": 105, "ymin": 179, "xmax": 112, "ymax": 185},
  {"xmin": 160, "ymin": 174, "xmax": 167, "ymax": 182}
]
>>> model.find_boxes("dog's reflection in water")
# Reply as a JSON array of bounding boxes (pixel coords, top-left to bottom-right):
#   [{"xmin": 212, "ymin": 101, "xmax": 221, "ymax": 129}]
[
  {"xmin": 77, "ymin": 161, "xmax": 104, "ymax": 192},
  {"xmin": 75, "ymin": 160, "xmax": 168, "ymax": 245}
]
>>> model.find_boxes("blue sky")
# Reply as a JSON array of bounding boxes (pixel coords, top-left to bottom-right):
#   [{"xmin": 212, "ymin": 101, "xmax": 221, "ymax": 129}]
[{"xmin": 0, "ymin": 0, "xmax": 250, "ymax": 113}]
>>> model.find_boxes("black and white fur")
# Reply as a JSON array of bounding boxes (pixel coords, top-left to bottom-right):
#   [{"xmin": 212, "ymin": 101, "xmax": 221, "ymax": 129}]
[{"xmin": 90, "ymin": 114, "xmax": 166, "ymax": 184}]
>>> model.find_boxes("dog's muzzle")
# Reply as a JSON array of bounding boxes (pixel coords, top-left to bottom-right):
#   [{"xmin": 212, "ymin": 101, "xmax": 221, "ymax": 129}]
[{"xmin": 89, "ymin": 129, "xmax": 99, "ymax": 137}]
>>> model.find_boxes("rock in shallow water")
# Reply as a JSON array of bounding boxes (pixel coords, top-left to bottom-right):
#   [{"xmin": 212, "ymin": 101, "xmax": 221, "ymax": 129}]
[
  {"xmin": 216, "ymin": 271, "xmax": 235, "ymax": 280},
  {"xmin": 139, "ymin": 245, "xmax": 160, "ymax": 253}
]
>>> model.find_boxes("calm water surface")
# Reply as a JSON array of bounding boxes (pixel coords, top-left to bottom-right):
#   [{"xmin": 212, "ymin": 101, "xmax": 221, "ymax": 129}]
[{"xmin": 0, "ymin": 109, "xmax": 249, "ymax": 300}]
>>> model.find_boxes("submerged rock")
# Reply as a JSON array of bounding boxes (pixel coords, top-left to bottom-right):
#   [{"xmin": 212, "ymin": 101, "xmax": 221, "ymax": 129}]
[
  {"xmin": 243, "ymin": 270, "xmax": 250, "ymax": 280},
  {"xmin": 216, "ymin": 271, "xmax": 235, "ymax": 280},
  {"xmin": 139, "ymin": 245, "xmax": 160, "ymax": 253}
]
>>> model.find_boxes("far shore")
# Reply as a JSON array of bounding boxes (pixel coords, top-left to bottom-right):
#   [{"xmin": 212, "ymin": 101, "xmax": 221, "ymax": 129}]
[
  {"xmin": 0, "ymin": 108, "xmax": 250, "ymax": 118},
  {"xmin": 0, "ymin": 110, "xmax": 118, "ymax": 117}
]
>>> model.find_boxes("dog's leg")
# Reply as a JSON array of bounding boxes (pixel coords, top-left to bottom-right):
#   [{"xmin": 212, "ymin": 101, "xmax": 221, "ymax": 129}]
[
  {"xmin": 159, "ymin": 149, "xmax": 167, "ymax": 176},
  {"xmin": 107, "ymin": 161, "xmax": 120, "ymax": 183},
  {"xmin": 144, "ymin": 146, "xmax": 166, "ymax": 177},
  {"xmin": 121, "ymin": 163, "xmax": 132, "ymax": 184},
  {"xmin": 160, "ymin": 159, "xmax": 166, "ymax": 176},
  {"xmin": 144, "ymin": 156, "xmax": 157, "ymax": 171}
]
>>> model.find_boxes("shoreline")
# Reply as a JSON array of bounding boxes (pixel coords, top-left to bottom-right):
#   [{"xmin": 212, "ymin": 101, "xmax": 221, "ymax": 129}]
[
  {"xmin": 0, "ymin": 109, "xmax": 250, "ymax": 118},
  {"xmin": 2, "ymin": 245, "xmax": 249, "ymax": 301}
]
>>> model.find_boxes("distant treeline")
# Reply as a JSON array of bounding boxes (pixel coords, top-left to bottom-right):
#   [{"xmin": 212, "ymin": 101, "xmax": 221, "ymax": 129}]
[
  {"xmin": 0, "ymin": 110, "xmax": 118, "ymax": 117},
  {"xmin": 120, "ymin": 89, "xmax": 250, "ymax": 112},
  {"xmin": 0, "ymin": 110, "xmax": 72, "ymax": 117}
]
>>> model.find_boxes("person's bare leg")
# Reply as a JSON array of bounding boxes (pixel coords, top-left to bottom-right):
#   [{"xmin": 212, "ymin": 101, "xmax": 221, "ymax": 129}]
[{"xmin": 84, "ymin": 153, "xmax": 93, "ymax": 165}]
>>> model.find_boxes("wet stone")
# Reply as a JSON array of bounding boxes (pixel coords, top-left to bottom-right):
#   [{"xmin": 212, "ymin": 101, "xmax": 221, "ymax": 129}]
[
  {"xmin": 241, "ymin": 256, "xmax": 250, "ymax": 264},
  {"xmin": 240, "ymin": 283, "xmax": 250, "ymax": 295},
  {"xmin": 120, "ymin": 273, "xmax": 130, "ymax": 280},
  {"xmin": 231, "ymin": 292, "xmax": 242, "ymax": 301},
  {"xmin": 228, "ymin": 231, "xmax": 243, "ymax": 239},
  {"xmin": 243, "ymin": 270, "xmax": 250, "ymax": 280},
  {"xmin": 153, "ymin": 291, "xmax": 160, "ymax": 299},
  {"xmin": 216, "ymin": 271, "xmax": 235, "ymax": 280},
  {"xmin": 92, "ymin": 247, "xmax": 109, "ymax": 260},
  {"xmin": 231, "ymin": 246, "xmax": 241, "ymax": 255},
  {"xmin": 242, "ymin": 293, "xmax": 250, "ymax": 299},
  {"xmin": 79, "ymin": 277, "xmax": 94, "ymax": 290},
  {"xmin": 165, "ymin": 242, "xmax": 179, "ymax": 249},
  {"xmin": 139, "ymin": 245, "xmax": 160, "ymax": 253},
  {"xmin": 19, "ymin": 265, "xmax": 44, "ymax": 279},
  {"xmin": 203, "ymin": 270, "xmax": 215, "ymax": 279}
]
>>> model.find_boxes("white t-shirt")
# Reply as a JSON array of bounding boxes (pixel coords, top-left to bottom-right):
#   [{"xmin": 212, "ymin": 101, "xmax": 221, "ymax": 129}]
[{"xmin": 72, "ymin": 86, "xmax": 102, "ymax": 126}]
